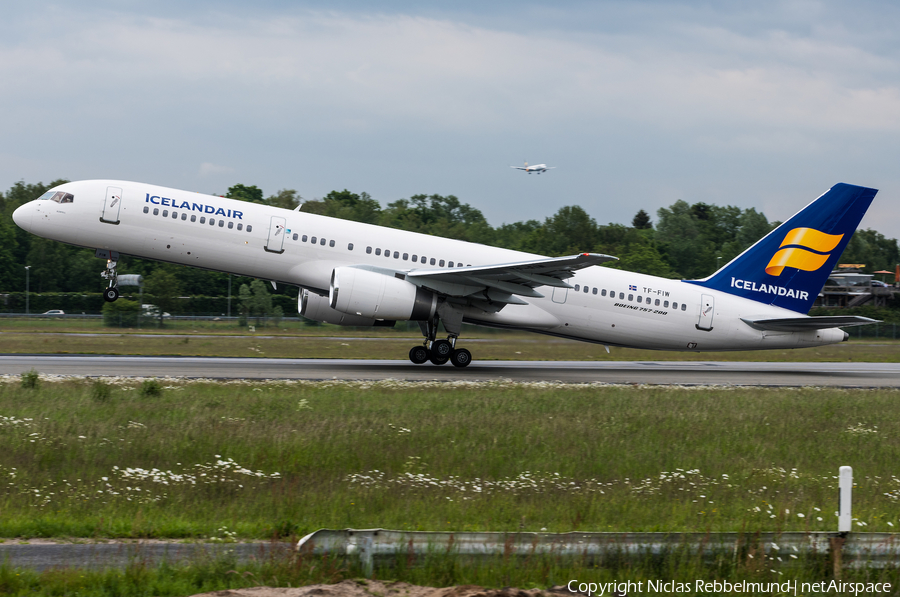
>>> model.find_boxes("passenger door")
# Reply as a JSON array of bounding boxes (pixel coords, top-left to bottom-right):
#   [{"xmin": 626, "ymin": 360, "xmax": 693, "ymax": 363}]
[
  {"xmin": 265, "ymin": 216, "xmax": 286, "ymax": 254},
  {"xmin": 100, "ymin": 186, "xmax": 123, "ymax": 224},
  {"xmin": 696, "ymin": 294, "xmax": 714, "ymax": 331}
]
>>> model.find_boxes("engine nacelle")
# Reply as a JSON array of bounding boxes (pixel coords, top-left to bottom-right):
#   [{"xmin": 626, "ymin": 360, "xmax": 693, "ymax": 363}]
[
  {"xmin": 330, "ymin": 267, "xmax": 437, "ymax": 321},
  {"xmin": 299, "ymin": 289, "xmax": 394, "ymax": 327}
]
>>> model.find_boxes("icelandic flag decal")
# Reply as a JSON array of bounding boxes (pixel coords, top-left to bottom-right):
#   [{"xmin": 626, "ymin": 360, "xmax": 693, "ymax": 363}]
[{"xmin": 629, "ymin": 284, "xmax": 637, "ymax": 291}]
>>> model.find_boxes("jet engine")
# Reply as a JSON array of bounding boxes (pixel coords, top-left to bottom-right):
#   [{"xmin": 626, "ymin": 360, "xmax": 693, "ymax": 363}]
[
  {"xmin": 330, "ymin": 267, "xmax": 437, "ymax": 321},
  {"xmin": 299, "ymin": 289, "xmax": 394, "ymax": 327}
]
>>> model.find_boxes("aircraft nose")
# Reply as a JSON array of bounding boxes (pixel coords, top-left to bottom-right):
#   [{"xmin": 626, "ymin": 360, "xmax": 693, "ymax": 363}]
[{"xmin": 12, "ymin": 202, "xmax": 32, "ymax": 230}]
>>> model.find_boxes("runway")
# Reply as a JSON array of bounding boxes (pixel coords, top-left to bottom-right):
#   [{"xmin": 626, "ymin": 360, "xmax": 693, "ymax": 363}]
[{"xmin": 2, "ymin": 355, "xmax": 900, "ymax": 386}]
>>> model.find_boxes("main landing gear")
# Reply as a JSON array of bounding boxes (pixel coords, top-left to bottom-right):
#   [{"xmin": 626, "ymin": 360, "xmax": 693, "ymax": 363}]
[
  {"xmin": 101, "ymin": 257, "xmax": 119, "ymax": 302},
  {"xmin": 408, "ymin": 312, "xmax": 473, "ymax": 368}
]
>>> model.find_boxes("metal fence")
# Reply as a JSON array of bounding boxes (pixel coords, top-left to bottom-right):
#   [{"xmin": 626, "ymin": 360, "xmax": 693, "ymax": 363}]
[{"xmin": 298, "ymin": 528, "xmax": 900, "ymax": 577}]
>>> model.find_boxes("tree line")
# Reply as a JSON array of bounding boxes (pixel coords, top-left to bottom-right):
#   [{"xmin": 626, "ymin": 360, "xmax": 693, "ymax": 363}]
[{"xmin": 1, "ymin": 180, "xmax": 898, "ymax": 302}]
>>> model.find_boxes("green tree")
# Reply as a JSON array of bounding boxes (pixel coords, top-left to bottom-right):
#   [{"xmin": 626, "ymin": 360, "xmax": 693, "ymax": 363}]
[
  {"xmin": 226, "ymin": 184, "xmax": 264, "ymax": 204},
  {"xmin": 302, "ymin": 190, "xmax": 382, "ymax": 224},
  {"xmin": 239, "ymin": 280, "xmax": 273, "ymax": 326},
  {"xmin": 632, "ymin": 209, "xmax": 652, "ymax": 229},
  {"xmin": 266, "ymin": 189, "xmax": 302, "ymax": 210},
  {"xmin": 380, "ymin": 194, "xmax": 493, "ymax": 243},
  {"xmin": 838, "ymin": 229, "xmax": 900, "ymax": 273},
  {"xmin": 143, "ymin": 269, "xmax": 183, "ymax": 327}
]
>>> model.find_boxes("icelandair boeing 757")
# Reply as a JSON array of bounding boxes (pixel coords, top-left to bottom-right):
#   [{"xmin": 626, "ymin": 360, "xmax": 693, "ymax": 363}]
[{"xmin": 12, "ymin": 181, "xmax": 878, "ymax": 367}]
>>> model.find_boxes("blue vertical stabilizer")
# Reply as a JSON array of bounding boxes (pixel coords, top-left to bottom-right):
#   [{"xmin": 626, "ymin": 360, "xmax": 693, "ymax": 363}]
[{"xmin": 686, "ymin": 183, "xmax": 878, "ymax": 313}]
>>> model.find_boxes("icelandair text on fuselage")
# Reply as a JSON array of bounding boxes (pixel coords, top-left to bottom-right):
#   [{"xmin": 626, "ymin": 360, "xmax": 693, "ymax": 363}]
[
  {"xmin": 567, "ymin": 579, "xmax": 891, "ymax": 595},
  {"xmin": 730, "ymin": 277, "xmax": 809, "ymax": 301},
  {"xmin": 145, "ymin": 194, "xmax": 243, "ymax": 219}
]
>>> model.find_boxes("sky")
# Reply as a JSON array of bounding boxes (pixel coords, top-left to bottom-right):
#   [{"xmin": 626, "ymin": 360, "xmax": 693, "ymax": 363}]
[{"xmin": 2, "ymin": 0, "xmax": 900, "ymax": 239}]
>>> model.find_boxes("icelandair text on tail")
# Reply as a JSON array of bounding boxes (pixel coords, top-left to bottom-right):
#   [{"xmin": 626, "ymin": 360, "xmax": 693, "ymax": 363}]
[{"xmin": 567, "ymin": 579, "xmax": 891, "ymax": 595}]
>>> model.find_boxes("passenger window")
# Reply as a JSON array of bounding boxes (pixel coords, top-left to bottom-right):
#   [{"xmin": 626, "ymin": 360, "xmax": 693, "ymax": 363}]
[
  {"xmin": 200, "ymin": 217, "xmax": 206, "ymax": 224},
  {"xmin": 367, "ymin": 247, "xmax": 372, "ymax": 254},
  {"xmin": 672, "ymin": 302, "xmax": 678, "ymax": 309},
  {"xmin": 143, "ymin": 206, "xmax": 149, "ymax": 214},
  {"xmin": 237, "ymin": 223, "xmax": 242, "ymax": 230},
  {"xmin": 247, "ymin": 225, "xmax": 252, "ymax": 232},
  {"xmin": 292, "ymin": 233, "xmax": 298, "ymax": 241},
  {"xmin": 210, "ymin": 218, "xmax": 215, "ymax": 225},
  {"xmin": 172, "ymin": 212, "xmax": 178, "ymax": 219},
  {"xmin": 592, "ymin": 288, "xmax": 598, "ymax": 295},
  {"xmin": 181, "ymin": 213, "xmax": 187, "ymax": 220},
  {"xmin": 574, "ymin": 284, "xmax": 580, "ymax": 292},
  {"xmin": 393, "ymin": 251, "xmax": 399, "ymax": 258},
  {"xmin": 218, "ymin": 220, "xmax": 224, "ymax": 227},
  {"xmin": 330, "ymin": 240, "xmax": 335, "ymax": 247},
  {"xmin": 412, "ymin": 255, "xmax": 418, "ymax": 262},
  {"xmin": 618, "ymin": 292, "xmax": 624, "ymax": 299},
  {"xmin": 439, "ymin": 259, "xmax": 445, "ymax": 267},
  {"xmin": 664, "ymin": 301, "xmax": 669, "ymax": 308},
  {"xmin": 601, "ymin": 289, "xmax": 606, "ymax": 296},
  {"xmin": 162, "ymin": 210, "xmax": 168, "ymax": 217},
  {"xmin": 403, "ymin": 253, "xmax": 408, "ymax": 260},
  {"xmin": 681, "ymin": 303, "xmax": 687, "ymax": 311},
  {"xmin": 320, "ymin": 238, "xmax": 326, "ymax": 246},
  {"xmin": 628, "ymin": 294, "xmax": 633, "ymax": 301},
  {"xmin": 375, "ymin": 248, "xmax": 381, "ymax": 256},
  {"xmin": 311, "ymin": 236, "xmax": 317, "ymax": 244},
  {"xmin": 191, "ymin": 215, "xmax": 197, "ymax": 222},
  {"xmin": 348, "ymin": 243, "xmax": 354, "ymax": 250},
  {"xmin": 448, "ymin": 261, "xmax": 454, "ymax": 267},
  {"xmin": 584, "ymin": 286, "xmax": 589, "ymax": 293},
  {"xmin": 384, "ymin": 249, "xmax": 390, "ymax": 257},
  {"xmin": 153, "ymin": 208, "xmax": 159, "ymax": 215},
  {"xmin": 637, "ymin": 296, "xmax": 642, "ymax": 303},
  {"xmin": 302, "ymin": 235, "xmax": 308, "ymax": 242},
  {"xmin": 430, "ymin": 258, "xmax": 436, "ymax": 265},
  {"xmin": 228, "ymin": 221, "xmax": 234, "ymax": 229},
  {"xmin": 654, "ymin": 298, "xmax": 659, "ymax": 306}
]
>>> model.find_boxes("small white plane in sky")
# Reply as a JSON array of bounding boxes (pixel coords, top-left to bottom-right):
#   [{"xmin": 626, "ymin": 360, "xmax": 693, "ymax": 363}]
[
  {"xmin": 511, "ymin": 161, "xmax": 555, "ymax": 174},
  {"xmin": 12, "ymin": 180, "xmax": 877, "ymax": 367}
]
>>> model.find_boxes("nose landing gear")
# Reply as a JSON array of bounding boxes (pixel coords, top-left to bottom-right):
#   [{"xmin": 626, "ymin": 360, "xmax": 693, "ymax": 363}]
[{"xmin": 100, "ymin": 255, "xmax": 120, "ymax": 302}]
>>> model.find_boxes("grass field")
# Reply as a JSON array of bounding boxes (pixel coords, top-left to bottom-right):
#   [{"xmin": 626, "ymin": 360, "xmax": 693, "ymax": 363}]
[
  {"xmin": 3, "ymin": 376, "xmax": 900, "ymax": 594},
  {"xmin": 1, "ymin": 376, "xmax": 899, "ymax": 539},
  {"xmin": 2, "ymin": 318, "xmax": 900, "ymax": 361}
]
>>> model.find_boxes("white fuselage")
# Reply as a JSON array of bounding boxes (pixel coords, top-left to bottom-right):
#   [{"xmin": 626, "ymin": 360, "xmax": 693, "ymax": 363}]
[{"xmin": 13, "ymin": 180, "xmax": 846, "ymax": 351}]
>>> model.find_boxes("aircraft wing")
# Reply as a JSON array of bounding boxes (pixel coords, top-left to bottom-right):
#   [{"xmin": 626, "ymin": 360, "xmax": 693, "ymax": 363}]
[
  {"xmin": 510, "ymin": 166, "xmax": 527, "ymax": 170},
  {"xmin": 405, "ymin": 252, "xmax": 617, "ymax": 305},
  {"xmin": 741, "ymin": 315, "xmax": 879, "ymax": 332}
]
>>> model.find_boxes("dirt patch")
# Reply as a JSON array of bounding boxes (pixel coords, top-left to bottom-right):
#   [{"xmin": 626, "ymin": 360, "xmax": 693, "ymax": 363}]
[{"xmin": 191, "ymin": 579, "xmax": 578, "ymax": 597}]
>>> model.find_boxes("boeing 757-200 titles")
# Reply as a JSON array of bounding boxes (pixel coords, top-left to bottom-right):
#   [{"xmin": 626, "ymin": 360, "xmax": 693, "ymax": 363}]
[{"xmin": 12, "ymin": 181, "xmax": 878, "ymax": 367}]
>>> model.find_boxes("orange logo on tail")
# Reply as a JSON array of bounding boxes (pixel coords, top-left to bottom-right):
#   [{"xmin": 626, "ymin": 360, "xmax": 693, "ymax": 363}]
[{"xmin": 764, "ymin": 227, "xmax": 843, "ymax": 276}]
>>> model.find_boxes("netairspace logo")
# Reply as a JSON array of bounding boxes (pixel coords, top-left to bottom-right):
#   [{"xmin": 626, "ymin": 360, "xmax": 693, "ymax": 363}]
[{"xmin": 566, "ymin": 579, "xmax": 893, "ymax": 595}]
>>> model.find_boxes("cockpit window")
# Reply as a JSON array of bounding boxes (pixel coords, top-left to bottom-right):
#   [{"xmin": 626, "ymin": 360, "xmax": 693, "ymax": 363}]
[{"xmin": 37, "ymin": 191, "xmax": 74, "ymax": 203}]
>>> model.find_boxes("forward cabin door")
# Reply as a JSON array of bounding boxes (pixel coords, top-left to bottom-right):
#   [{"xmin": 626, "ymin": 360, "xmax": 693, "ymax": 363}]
[
  {"xmin": 100, "ymin": 186, "xmax": 123, "ymax": 224},
  {"xmin": 697, "ymin": 294, "xmax": 715, "ymax": 331},
  {"xmin": 265, "ymin": 216, "xmax": 286, "ymax": 254}
]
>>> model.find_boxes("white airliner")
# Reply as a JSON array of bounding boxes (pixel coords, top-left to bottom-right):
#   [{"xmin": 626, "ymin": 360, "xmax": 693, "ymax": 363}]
[
  {"xmin": 12, "ymin": 180, "xmax": 877, "ymax": 367},
  {"xmin": 511, "ymin": 161, "xmax": 555, "ymax": 174}
]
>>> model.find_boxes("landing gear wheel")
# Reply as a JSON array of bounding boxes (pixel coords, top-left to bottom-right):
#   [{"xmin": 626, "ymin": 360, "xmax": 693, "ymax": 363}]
[
  {"xmin": 450, "ymin": 348, "xmax": 472, "ymax": 368},
  {"xmin": 429, "ymin": 339, "xmax": 452, "ymax": 365},
  {"xmin": 103, "ymin": 287, "xmax": 119, "ymax": 302},
  {"xmin": 409, "ymin": 346, "xmax": 429, "ymax": 364}
]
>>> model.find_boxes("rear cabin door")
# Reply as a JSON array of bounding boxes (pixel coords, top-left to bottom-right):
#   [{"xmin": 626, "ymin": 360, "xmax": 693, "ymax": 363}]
[
  {"xmin": 265, "ymin": 216, "xmax": 286, "ymax": 254},
  {"xmin": 100, "ymin": 186, "xmax": 123, "ymax": 224},
  {"xmin": 697, "ymin": 294, "xmax": 715, "ymax": 331}
]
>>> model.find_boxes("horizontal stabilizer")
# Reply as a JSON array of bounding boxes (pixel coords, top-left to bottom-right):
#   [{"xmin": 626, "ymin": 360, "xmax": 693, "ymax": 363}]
[{"xmin": 741, "ymin": 316, "xmax": 880, "ymax": 332}]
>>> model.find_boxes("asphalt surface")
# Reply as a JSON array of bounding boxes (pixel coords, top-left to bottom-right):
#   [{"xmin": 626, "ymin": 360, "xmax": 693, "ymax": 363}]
[
  {"xmin": 2, "ymin": 355, "xmax": 900, "ymax": 386},
  {"xmin": 0, "ymin": 541, "xmax": 291, "ymax": 572}
]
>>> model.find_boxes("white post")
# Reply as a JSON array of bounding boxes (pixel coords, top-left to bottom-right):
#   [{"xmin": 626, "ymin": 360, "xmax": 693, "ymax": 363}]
[{"xmin": 839, "ymin": 466, "xmax": 852, "ymax": 533}]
